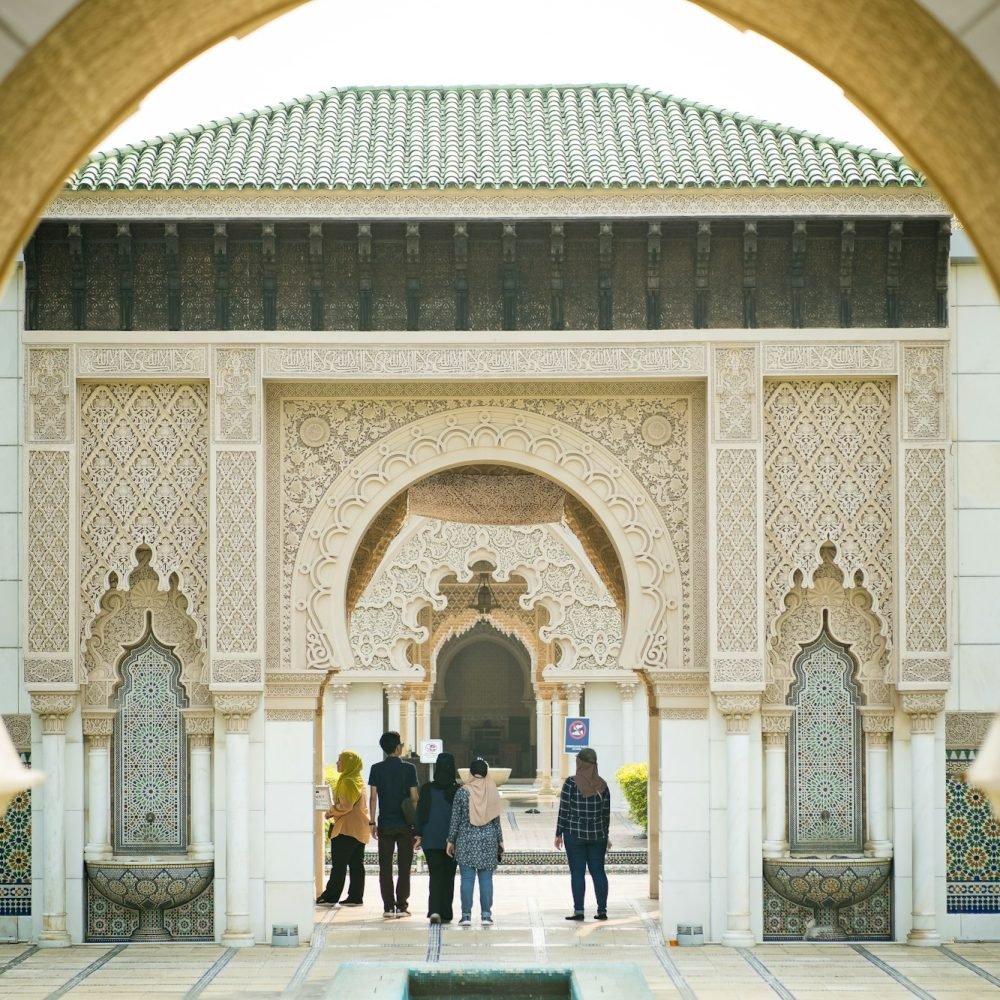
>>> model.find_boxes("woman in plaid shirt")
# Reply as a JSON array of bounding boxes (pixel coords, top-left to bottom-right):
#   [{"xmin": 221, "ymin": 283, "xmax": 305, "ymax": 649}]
[{"xmin": 554, "ymin": 747, "xmax": 612, "ymax": 920}]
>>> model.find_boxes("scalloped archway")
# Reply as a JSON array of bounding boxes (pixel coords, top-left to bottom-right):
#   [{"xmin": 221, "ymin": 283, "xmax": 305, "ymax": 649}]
[{"xmin": 293, "ymin": 406, "xmax": 683, "ymax": 676}]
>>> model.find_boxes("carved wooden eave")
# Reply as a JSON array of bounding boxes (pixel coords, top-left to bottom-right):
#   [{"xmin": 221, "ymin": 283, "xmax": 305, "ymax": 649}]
[{"xmin": 42, "ymin": 186, "xmax": 949, "ymax": 223}]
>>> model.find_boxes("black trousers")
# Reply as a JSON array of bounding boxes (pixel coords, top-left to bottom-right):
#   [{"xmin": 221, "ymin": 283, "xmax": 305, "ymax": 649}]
[
  {"xmin": 377, "ymin": 824, "xmax": 414, "ymax": 911},
  {"xmin": 424, "ymin": 848, "xmax": 457, "ymax": 921},
  {"xmin": 322, "ymin": 834, "xmax": 365, "ymax": 903}
]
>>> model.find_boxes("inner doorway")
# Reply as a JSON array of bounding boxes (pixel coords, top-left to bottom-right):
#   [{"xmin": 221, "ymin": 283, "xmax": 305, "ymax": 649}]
[{"xmin": 435, "ymin": 624, "xmax": 534, "ymax": 778}]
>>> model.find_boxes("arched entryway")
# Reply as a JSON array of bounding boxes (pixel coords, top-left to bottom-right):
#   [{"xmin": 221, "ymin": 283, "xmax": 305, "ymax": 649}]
[{"xmin": 435, "ymin": 624, "xmax": 534, "ymax": 778}]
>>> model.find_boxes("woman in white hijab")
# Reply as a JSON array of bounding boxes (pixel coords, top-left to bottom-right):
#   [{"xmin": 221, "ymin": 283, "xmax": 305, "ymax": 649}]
[{"xmin": 446, "ymin": 757, "xmax": 504, "ymax": 925}]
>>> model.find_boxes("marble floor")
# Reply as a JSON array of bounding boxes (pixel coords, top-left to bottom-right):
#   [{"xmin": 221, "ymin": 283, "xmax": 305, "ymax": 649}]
[{"xmin": 2, "ymin": 873, "xmax": 1000, "ymax": 1000}]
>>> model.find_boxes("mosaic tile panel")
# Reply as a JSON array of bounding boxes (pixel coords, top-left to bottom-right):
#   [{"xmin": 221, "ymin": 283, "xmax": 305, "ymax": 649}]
[
  {"xmin": 788, "ymin": 631, "xmax": 863, "ymax": 853},
  {"xmin": 947, "ymin": 748, "xmax": 1000, "ymax": 913},
  {"xmin": 763, "ymin": 863, "xmax": 892, "ymax": 941},
  {"xmin": 0, "ymin": 753, "xmax": 31, "ymax": 917},
  {"xmin": 86, "ymin": 873, "xmax": 214, "ymax": 942},
  {"xmin": 113, "ymin": 632, "xmax": 188, "ymax": 853}
]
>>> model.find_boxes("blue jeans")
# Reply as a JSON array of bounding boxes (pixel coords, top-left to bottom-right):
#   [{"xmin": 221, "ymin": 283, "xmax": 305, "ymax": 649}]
[
  {"xmin": 564, "ymin": 832, "xmax": 609, "ymax": 913},
  {"xmin": 459, "ymin": 864, "xmax": 494, "ymax": 918}
]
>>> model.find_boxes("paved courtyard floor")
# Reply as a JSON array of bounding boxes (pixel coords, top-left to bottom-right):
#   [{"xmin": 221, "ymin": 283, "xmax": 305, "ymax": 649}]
[{"xmin": 3, "ymin": 797, "xmax": 1000, "ymax": 998}]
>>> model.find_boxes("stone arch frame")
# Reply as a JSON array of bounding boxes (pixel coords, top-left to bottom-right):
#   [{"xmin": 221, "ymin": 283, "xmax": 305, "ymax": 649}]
[
  {"xmin": 428, "ymin": 611, "xmax": 540, "ymax": 691},
  {"xmin": 435, "ymin": 623, "xmax": 535, "ymax": 708},
  {"xmin": 293, "ymin": 406, "xmax": 683, "ymax": 675},
  {"xmin": 82, "ymin": 546, "xmax": 210, "ymax": 711},
  {"xmin": 765, "ymin": 543, "xmax": 890, "ymax": 709}
]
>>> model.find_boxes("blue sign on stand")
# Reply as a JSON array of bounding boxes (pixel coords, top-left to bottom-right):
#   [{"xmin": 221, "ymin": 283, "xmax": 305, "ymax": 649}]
[{"xmin": 564, "ymin": 716, "xmax": 590, "ymax": 754}]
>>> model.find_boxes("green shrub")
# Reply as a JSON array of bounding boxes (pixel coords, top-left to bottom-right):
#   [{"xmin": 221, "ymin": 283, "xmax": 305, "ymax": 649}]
[{"xmin": 615, "ymin": 762, "xmax": 648, "ymax": 832}]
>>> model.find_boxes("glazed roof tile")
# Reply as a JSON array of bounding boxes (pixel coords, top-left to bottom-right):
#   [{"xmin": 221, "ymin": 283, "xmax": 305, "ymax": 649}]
[{"xmin": 69, "ymin": 84, "xmax": 922, "ymax": 192}]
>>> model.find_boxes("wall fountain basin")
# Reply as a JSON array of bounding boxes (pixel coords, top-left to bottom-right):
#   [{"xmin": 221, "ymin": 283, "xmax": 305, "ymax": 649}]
[
  {"xmin": 85, "ymin": 860, "xmax": 214, "ymax": 942},
  {"xmin": 763, "ymin": 857, "xmax": 892, "ymax": 940},
  {"xmin": 458, "ymin": 767, "xmax": 511, "ymax": 786}
]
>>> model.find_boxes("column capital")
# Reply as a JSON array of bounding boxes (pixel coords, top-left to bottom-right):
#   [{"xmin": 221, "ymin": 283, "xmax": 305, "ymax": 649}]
[
  {"xmin": 181, "ymin": 710, "xmax": 215, "ymax": 737},
  {"xmin": 860, "ymin": 708, "xmax": 895, "ymax": 734},
  {"xmin": 617, "ymin": 680, "xmax": 639, "ymax": 701},
  {"xmin": 716, "ymin": 692, "xmax": 760, "ymax": 734},
  {"xmin": 31, "ymin": 692, "xmax": 77, "ymax": 734},
  {"xmin": 902, "ymin": 691, "xmax": 944, "ymax": 734},
  {"xmin": 761, "ymin": 707, "xmax": 793, "ymax": 734},
  {"xmin": 189, "ymin": 733, "xmax": 212, "ymax": 751},
  {"xmin": 82, "ymin": 710, "xmax": 115, "ymax": 738},
  {"xmin": 563, "ymin": 683, "xmax": 584, "ymax": 700},
  {"xmin": 213, "ymin": 692, "xmax": 260, "ymax": 733},
  {"xmin": 383, "ymin": 683, "xmax": 404, "ymax": 700},
  {"xmin": 330, "ymin": 683, "xmax": 350, "ymax": 701}
]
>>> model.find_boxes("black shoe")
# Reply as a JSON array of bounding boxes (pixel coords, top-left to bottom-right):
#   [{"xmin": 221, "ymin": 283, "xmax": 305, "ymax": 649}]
[
  {"xmin": 594, "ymin": 912, "xmax": 608, "ymax": 920},
  {"xmin": 340, "ymin": 900, "xmax": 363, "ymax": 907},
  {"xmin": 316, "ymin": 895, "xmax": 335, "ymax": 905},
  {"xmin": 565, "ymin": 912, "xmax": 585, "ymax": 921}
]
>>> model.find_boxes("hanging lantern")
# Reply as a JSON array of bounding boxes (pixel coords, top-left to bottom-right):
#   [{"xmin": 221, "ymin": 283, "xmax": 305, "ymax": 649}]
[
  {"xmin": 470, "ymin": 571, "xmax": 498, "ymax": 616},
  {"xmin": 0, "ymin": 722, "xmax": 42, "ymax": 815}
]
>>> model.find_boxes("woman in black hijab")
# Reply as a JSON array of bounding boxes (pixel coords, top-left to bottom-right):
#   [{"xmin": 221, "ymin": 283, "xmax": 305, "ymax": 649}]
[{"xmin": 416, "ymin": 751, "xmax": 461, "ymax": 923}]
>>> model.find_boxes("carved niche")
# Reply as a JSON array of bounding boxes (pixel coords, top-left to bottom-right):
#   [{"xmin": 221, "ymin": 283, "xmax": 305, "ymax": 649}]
[
  {"xmin": 82, "ymin": 547, "xmax": 209, "ymax": 711},
  {"xmin": 766, "ymin": 544, "xmax": 889, "ymax": 708}
]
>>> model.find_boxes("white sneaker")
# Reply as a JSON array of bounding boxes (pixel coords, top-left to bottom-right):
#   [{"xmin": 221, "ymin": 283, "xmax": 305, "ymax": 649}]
[
  {"xmin": 459, "ymin": 914, "xmax": 471, "ymax": 926},
  {"xmin": 482, "ymin": 914, "xmax": 493, "ymax": 925},
  {"xmin": 383, "ymin": 908, "xmax": 396, "ymax": 918}
]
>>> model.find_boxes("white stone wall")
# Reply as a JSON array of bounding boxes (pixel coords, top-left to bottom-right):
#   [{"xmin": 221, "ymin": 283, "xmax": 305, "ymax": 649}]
[{"xmin": 945, "ymin": 251, "xmax": 1000, "ymax": 940}]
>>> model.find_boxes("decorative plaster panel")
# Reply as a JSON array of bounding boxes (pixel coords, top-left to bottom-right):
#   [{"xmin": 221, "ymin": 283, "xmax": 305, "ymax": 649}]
[
  {"xmin": 764, "ymin": 379, "xmax": 894, "ymax": 647},
  {"xmin": 212, "ymin": 659, "xmax": 262, "ymax": 685},
  {"xmin": 713, "ymin": 657, "xmax": 765, "ymax": 686},
  {"xmin": 903, "ymin": 448, "xmax": 948, "ymax": 655},
  {"xmin": 28, "ymin": 347, "xmax": 71, "ymax": 441},
  {"xmin": 903, "ymin": 345, "xmax": 946, "ymax": 440},
  {"xmin": 1, "ymin": 715, "xmax": 30, "ymax": 751},
  {"xmin": 214, "ymin": 450, "xmax": 258, "ymax": 656},
  {"xmin": 713, "ymin": 347, "xmax": 757, "ymax": 442},
  {"xmin": 946, "ymin": 713, "xmax": 994, "ymax": 750},
  {"xmin": 715, "ymin": 448, "xmax": 759, "ymax": 654},
  {"xmin": 79, "ymin": 382, "xmax": 209, "ymax": 643},
  {"xmin": 77, "ymin": 347, "xmax": 208, "ymax": 377},
  {"xmin": 23, "ymin": 657, "xmax": 74, "ymax": 685},
  {"xmin": 27, "ymin": 449, "xmax": 71, "ymax": 654},
  {"xmin": 214, "ymin": 347, "xmax": 258, "ymax": 442},
  {"xmin": 762, "ymin": 344, "xmax": 896, "ymax": 374},
  {"xmin": 264, "ymin": 345, "xmax": 706, "ymax": 379}
]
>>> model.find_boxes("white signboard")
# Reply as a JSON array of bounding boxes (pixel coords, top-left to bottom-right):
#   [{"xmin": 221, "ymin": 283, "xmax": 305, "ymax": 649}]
[
  {"xmin": 420, "ymin": 739, "xmax": 444, "ymax": 763},
  {"xmin": 313, "ymin": 784, "xmax": 333, "ymax": 811}
]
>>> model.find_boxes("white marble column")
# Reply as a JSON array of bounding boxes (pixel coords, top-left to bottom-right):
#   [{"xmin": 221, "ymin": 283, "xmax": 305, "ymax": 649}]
[
  {"xmin": 718, "ymin": 694, "xmax": 758, "ymax": 948},
  {"xmin": 32, "ymin": 693, "xmax": 75, "ymax": 947},
  {"xmin": 405, "ymin": 693, "xmax": 417, "ymax": 754},
  {"xmin": 216, "ymin": 693, "xmax": 259, "ymax": 948},
  {"xmin": 82, "ymin": 713, "xmax": 113, "ymax": 859},
  {"xmin": 385, "ymin": 684, "xmax": 402, "ymax": 735},
  {"xmin": 330, "ymin": 684, "xmax": 349, "ymax": 756},
  {"xmin": 551, "ymin": 691, "xmax": 564, "ymax": 786},
  {"xmin": 421, "ymin": 696, "xmax": 431, "ymax": 745},
  {"xmin": 537, "ymin": 695, "xmax": 554, "ymax": 794},
  {"xmin": 619, "ymin": 682, "xmax": 637, "ymax": 763},
  {"xmin": 862, "ymin": 710, "xmax": 894, "ymax": 859},
  {"xmin": 189, "ymin": 724, "xmax": 214, "ymax": 859},
  {"xmin": 565, "ymin": 683, "xmax": 583, "ymax": 720},
  {"xmin": 761, "ymin": 709, "xmax": 791, "ymax": 859},
  {"xmin": 904, "ymin": 693, "xmax": 943, "ymax": 946}
]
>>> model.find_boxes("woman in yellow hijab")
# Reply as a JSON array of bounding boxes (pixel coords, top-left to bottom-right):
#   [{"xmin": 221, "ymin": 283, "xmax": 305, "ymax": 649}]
[{"xmin": 317, "ymin": 750, "xmax": 371, "ymax": 906}]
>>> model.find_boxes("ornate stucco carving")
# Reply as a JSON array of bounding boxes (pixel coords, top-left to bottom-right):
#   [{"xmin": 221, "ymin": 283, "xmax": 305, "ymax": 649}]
[
  {"xmin": 902, "ymin": 448, "xmax": 948, "ymax": 656},
  {"xmin": 270, "ymin": 384, "xmax": 702, "ymax": 677},
  {"xmin": 427, "ymin": 610, "xmax": 540, "ymax": 685},
  {"xmin": 900, "ymin": 657, "xmax": 950, "ymax": 685},
  {"xmin": 903, "ymin": 345, "xmax": 946, "ymax": 440},
  {"xmin": 265, "ymin": 709, "xmax": 315, "ymax": 721},
  {"xmin": 946, "ymin": 712, "xmax": 994, "ymax": 750},
  {"xmin": 902, "ymin": 690, "xmax": 945, "ymax": 733},
  {"xmin": 2, "ymin": 714, "xmax": 31, "ymax": 751},
  {"xmin": 81, "ymin": 713, "xmax": 115, "ymax": 737},
  {"xmin": 715, "ymin": 448, "xmax": 760, "ymax": 655},
  {"xmin": 214, "ymin": 692, "xmax": 261, "ymax": 732},
  {"xmin": 762, "ymin": 344, "xmax": 896, "ymax": 374},
  {"xmin": 714, "ymin": 346, "xmax": 757, "ymax": 442},
  {"xmin": 350, "ymin": 518, "xmax": 621, "ymax": 675},
  {"xmin": 766, "ymin": 545, "xmax": 889, "ymax": 707},
  {"xmin": 82, "ymin": 548, "xmax": 209, "ymax": 710},
  {"xmin": 45, "ymin": 186, "xmax": 949, "ymax": 222},
  {"xmin": 79, "ymin": 382, "xmax": 209, "ymax": 644},
  {"xmin": 212, "ymin": 659, "xmax": 262, "ymax": 684},
  {"xmin": 27, "ymin": 449, "xmax": 71, "ymax": 656},
  {"xmin": 24, "ymin": 657, "xmax": 74, "ymax": 684},
  {"xmin": 712, "ymin": 658, "xmax": 765, "ymax": 686},
  {"xmin": 764, "ymin": 379, "xmax": 894, "ymax": 647},
  {"xmin": 28, "ymin": 347, "xmax": 71, "ymax": 442},
  {"xmin": 662, "ymin": 708, "xmax": 708, "ymax": 720},
  {"xmin": 214, "ymin": 347, "xmax": 258, "ymax": 443},
  {"xmin": 717, "ymin": 692, "xmax": 760, "ymax": 732},
  {"xmin": 860, "ymin": 711, "xmax": 895, "ymax": 734},
  {"xmin": 264, "ymin": 345, "xmax": 706, "ymax": 379},
  {"xmin": 215, "ymin": 450, "xmax": 258, "ymax": 658},
  {"xmin": 77, "ymin": 347, "xmax": 208, "ymax": 377}
]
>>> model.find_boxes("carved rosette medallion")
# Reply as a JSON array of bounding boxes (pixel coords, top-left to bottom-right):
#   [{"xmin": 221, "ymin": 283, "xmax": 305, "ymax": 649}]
[{"xmin": 1, "ymin": 715, "xmax": 31, "ymax": 752}]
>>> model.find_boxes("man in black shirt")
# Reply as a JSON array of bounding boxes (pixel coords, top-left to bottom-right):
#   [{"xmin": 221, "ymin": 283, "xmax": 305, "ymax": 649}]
[{"xmin": 368, "ymin": 730, "xmax": 420, "ymax": 918}]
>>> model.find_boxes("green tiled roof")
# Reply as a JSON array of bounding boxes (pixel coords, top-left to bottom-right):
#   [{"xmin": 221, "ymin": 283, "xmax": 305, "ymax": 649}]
[{"xmin": 69, "ymin": 84, "xmax": 922, "ymax": 192}]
